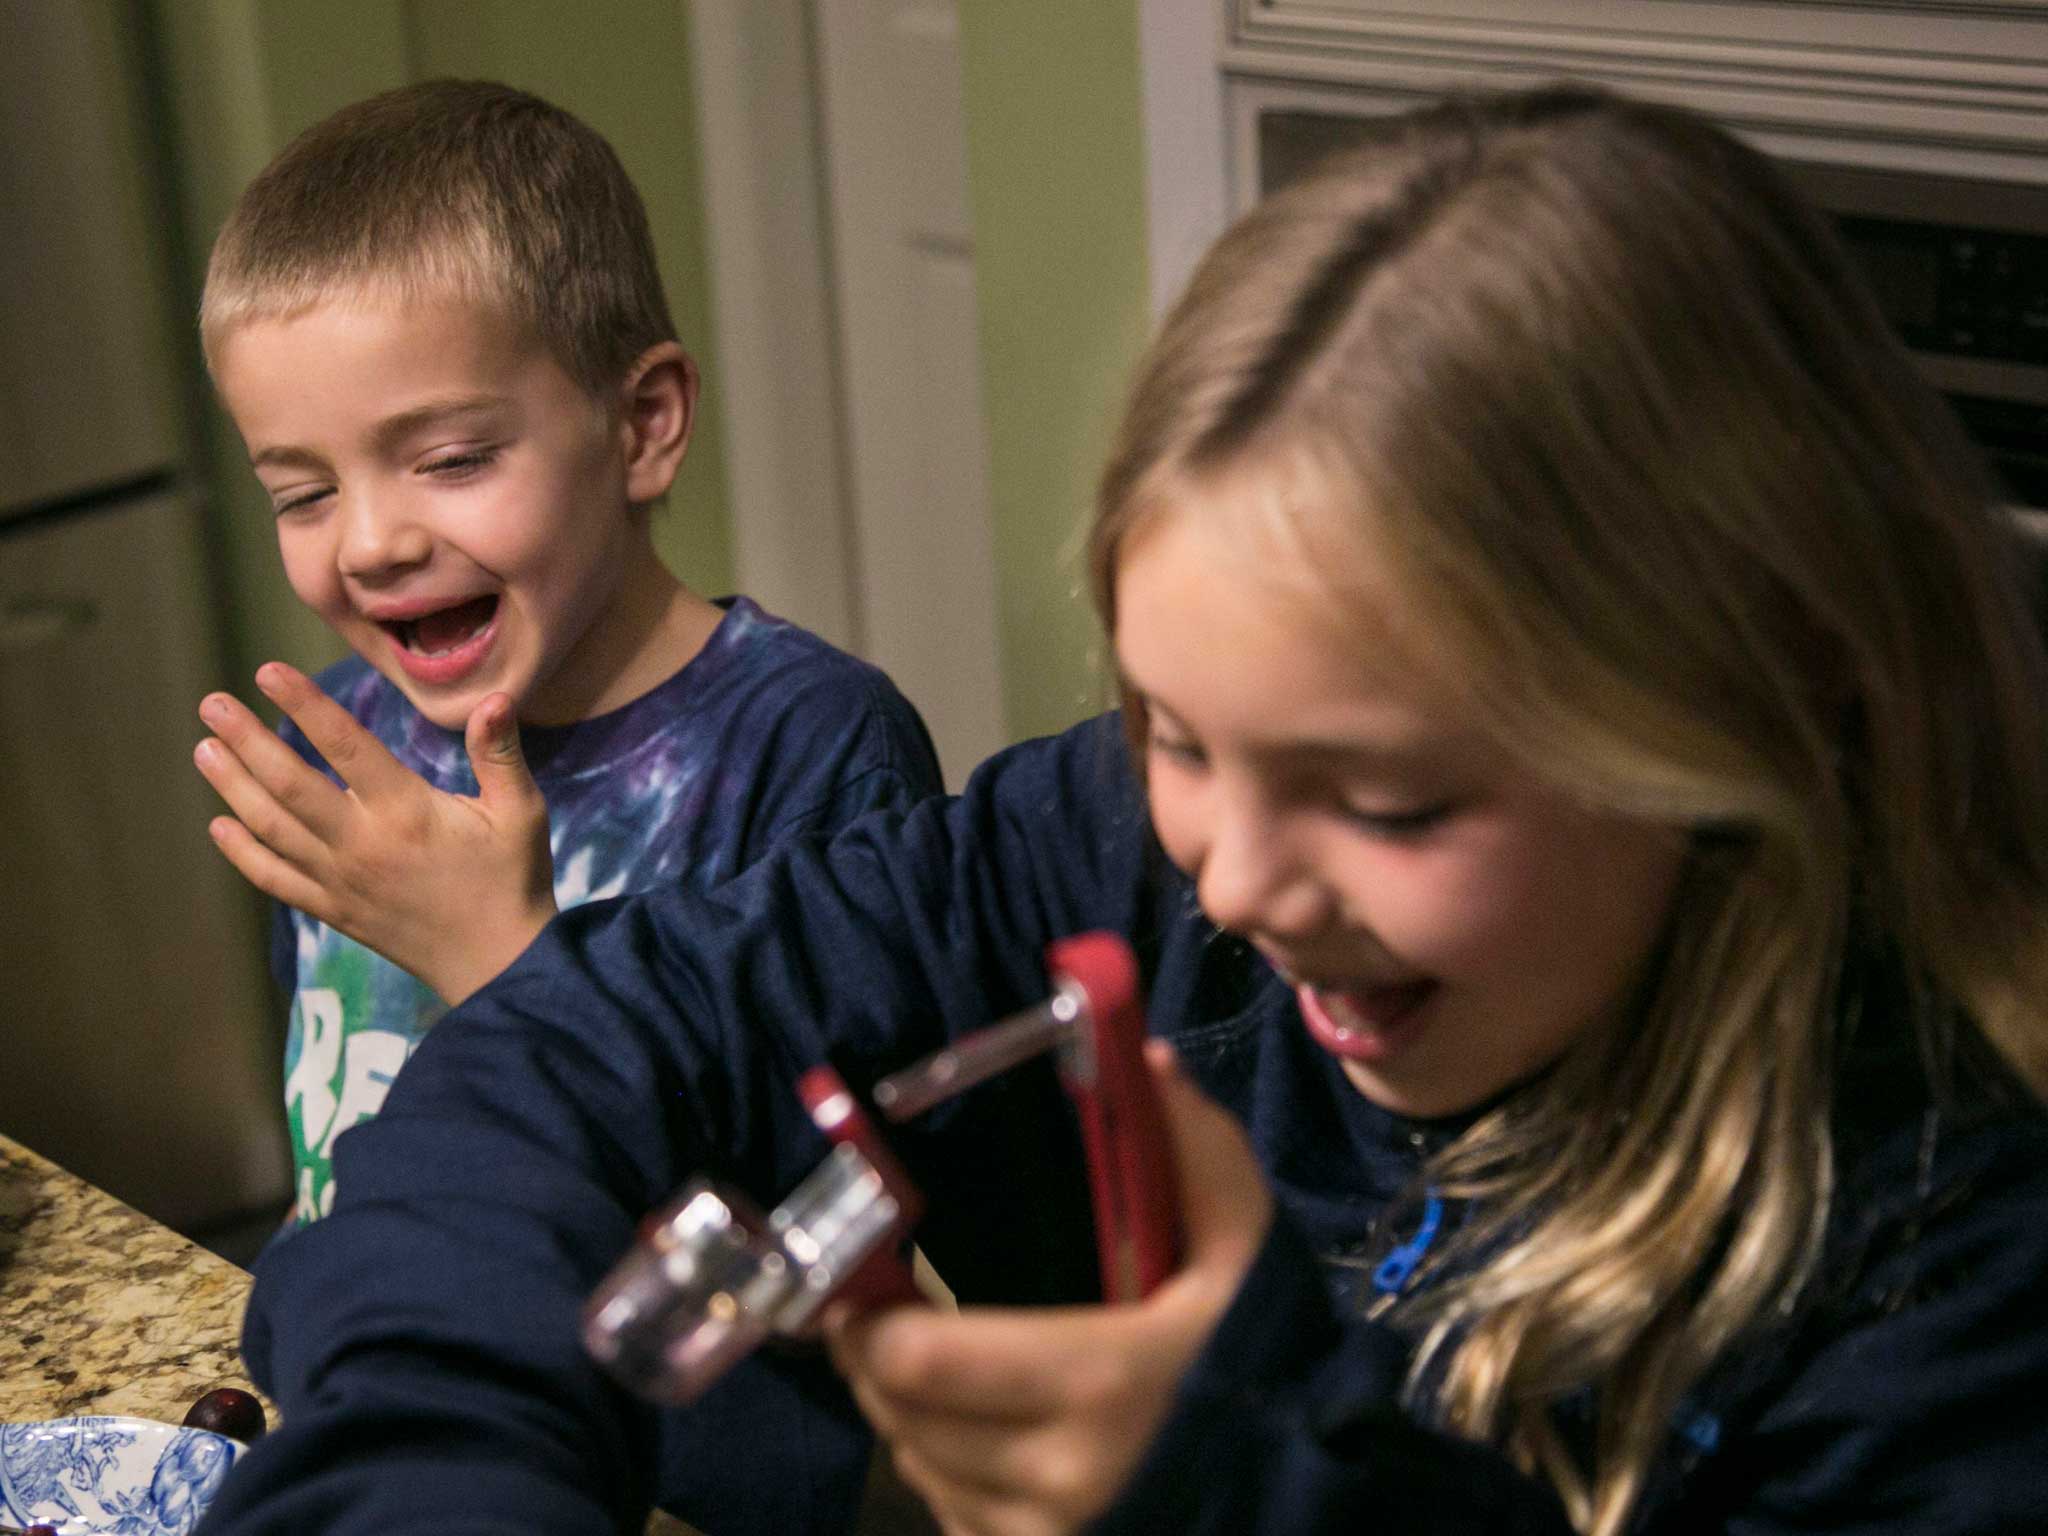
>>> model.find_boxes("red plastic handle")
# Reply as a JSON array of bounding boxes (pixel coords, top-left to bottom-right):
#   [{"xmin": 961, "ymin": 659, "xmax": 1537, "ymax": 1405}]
[{"xmin": 1043, "ymin": 933, "xmax": 1182, "ymax": 1301}]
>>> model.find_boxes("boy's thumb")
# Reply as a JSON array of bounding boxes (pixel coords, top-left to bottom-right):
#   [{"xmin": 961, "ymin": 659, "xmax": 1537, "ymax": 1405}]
[{"xmin": 465, "ymin": 693, "xmax": 538, "ymax": 803}]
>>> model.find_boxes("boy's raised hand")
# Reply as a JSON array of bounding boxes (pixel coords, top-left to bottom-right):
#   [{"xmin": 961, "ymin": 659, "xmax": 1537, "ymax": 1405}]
[
  {"xmin": 824, "ymin": 1044, "xmax": 1274, "ymax": 1536},
  {"xmin": 194, "ymin": 662, "xmax": 556, "ymax": 1006}
]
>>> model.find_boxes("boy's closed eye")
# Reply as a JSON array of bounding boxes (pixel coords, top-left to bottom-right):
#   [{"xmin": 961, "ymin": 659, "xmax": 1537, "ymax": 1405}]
[
  {"xmin": 271, "ymin": 482, "xmax": 335, "ymax": 517},
  {"xmin": 417, "ymin": 445, "xmax": 501, "ymax": 481}
]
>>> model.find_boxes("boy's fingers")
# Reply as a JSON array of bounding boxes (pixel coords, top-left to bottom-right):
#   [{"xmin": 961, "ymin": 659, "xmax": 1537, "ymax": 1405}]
[
  {"xmin": 463, "ymin": 693, "xmax": 542, "ymax": 813},
  {"xmin": 194, "ymin": 737, "xmax": 328, "ymax": 871},
  {"xmin": 205, "ymin": 815, "xmax": 331, "ymax": 917},
  {"xmin": 198, "ymin": 688, "xmax": 355, "ymax": 842},
  {"xmin": 250, "ymin": 661, "xmax": 412, "ymax": 802}
]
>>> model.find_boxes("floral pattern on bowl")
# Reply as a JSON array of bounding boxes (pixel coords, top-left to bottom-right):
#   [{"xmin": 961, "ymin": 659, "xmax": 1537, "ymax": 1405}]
[{"xmin": 0, "ymin": 1416, "xmax": 242, "ymax": 1535}]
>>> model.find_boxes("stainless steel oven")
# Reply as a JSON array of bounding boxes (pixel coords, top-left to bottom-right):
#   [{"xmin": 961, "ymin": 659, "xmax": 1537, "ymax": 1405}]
[
  {"xmin": 1783, "ymin": 161, "xmax": 2048, "ymax": 517},
  {"xmin": 1255, "ymin": 111, "xmax": 2048, "ymax": 520}
]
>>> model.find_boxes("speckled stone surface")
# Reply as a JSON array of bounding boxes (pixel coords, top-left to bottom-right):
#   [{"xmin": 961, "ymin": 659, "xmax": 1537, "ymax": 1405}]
[
  {"xmin": 0, "ymin": 1133, "xmax": 707, "ymax": 1534},
  {"xmin": 0, "ymin": 1132, "xmax": 269, "ymax": 1428}
]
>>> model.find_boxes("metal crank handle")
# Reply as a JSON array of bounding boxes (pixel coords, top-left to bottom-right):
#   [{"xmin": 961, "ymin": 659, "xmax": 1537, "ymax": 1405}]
[{"xmin": 582, "ymin": 1067, "xmax": 922, "ymax": 1405}]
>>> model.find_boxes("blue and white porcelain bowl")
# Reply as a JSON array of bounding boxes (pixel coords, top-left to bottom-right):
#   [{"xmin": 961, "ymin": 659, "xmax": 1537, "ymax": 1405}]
[{"xmin": 0, "ymin": 1416, "xmax": 244, "ymax": 1535}]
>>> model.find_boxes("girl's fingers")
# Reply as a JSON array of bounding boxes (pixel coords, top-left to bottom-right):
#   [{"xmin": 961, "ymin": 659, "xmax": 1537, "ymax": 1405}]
[
  {"xmin": 194, "ymin": 736, "xmax": 329, "ymax": 872},
  {"xmin": 1144, "ymin": 1041, "xmax": 1273, "ymax": 1272},
  {"xmin": 836, "ymin": 1304, "xmax": 1111, "ymax": 1420},
  {"xmin": 874, "ymin": 1415, "xmax": 1143, "ymax": 1536},
  {"xmin": 249, "ymin": 661, "xmax": 413, "ymax": 805},
  {"xmin": 883, "ymin": 1437, "xmax": 1057, "ymax": 1536},
  {"xmin": 861, "ymin": 1397, "xmax": 1064, "ymax": 1500}
]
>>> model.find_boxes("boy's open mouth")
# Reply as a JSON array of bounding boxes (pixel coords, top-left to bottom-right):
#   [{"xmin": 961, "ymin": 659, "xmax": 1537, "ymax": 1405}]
[{"xmin": 387, "ymin": 596, "xmax": 499, "ymax": 657}]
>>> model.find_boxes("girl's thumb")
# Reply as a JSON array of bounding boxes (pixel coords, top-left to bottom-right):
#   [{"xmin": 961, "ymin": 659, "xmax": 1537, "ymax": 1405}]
[{"xmin": 1142, "ymin": 1040, "xmax": 1273, "ymax": 1264}]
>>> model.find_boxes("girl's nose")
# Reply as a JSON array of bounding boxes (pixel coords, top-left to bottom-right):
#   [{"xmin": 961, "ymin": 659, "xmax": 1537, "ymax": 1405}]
[
  {"xmin": 1193, "ymin": 799, "xmax": 1330, "ymax": 942},
  {"xmin": 336, "ymin": 491, "xmax": 432, "ymax": 579}
]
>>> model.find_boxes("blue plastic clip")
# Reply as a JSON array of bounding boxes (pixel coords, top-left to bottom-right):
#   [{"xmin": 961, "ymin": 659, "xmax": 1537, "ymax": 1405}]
[{"xmin": 1371, "ymin": 1191, "xmax": 1444, "ymax": 1296}]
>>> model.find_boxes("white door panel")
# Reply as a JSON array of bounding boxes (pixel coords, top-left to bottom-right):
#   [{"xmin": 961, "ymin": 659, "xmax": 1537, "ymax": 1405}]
[
  {"xmin": 696, "ymin": 0, "xmax": 1005, "ymax": 791},
  {"xmin": 814, "ymin": 0, "xmax": 1006, "ymax": 788}
]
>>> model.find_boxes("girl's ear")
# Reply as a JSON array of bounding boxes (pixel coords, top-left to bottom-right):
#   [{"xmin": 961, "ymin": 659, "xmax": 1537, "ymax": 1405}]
[{"xmin": 618, "ymin": 340, "xmax": 698, "ymax": 504}]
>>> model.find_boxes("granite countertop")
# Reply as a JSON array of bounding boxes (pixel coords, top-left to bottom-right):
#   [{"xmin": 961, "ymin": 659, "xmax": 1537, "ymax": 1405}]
[
  {"xmin": 0, "ymin": 1132, "xmax": 705, "ymax": 1535},
  {"xmin": 0, "ymin": 1131, "xmax": 264, "ymax": 1427}
]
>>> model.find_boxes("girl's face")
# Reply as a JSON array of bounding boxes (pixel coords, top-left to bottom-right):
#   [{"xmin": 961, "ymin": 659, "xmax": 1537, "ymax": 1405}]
[{"xmin": 1114, "ymin": 501, "xmax": 1689, "ymax": 1119}]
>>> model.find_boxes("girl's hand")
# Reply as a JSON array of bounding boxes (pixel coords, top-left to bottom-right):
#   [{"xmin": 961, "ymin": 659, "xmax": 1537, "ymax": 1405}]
[
  {"xmin": 194, "ymin": 661, "xmax": 555, "ymax": 1005},
  {"xmin": 824, "ymin": 1043, "xmax": 1274, "ymax": 1536}
]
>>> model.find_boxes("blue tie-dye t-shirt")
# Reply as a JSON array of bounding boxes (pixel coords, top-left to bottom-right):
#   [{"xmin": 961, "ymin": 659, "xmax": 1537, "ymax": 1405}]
[{"xmin": 273, "ymin": 596, "xmax": 942, "ymax": 1223}]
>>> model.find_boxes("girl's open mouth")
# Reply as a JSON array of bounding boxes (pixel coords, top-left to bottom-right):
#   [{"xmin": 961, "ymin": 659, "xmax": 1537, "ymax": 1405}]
[
  {"xmin": 383, "ymin": 595, "xmax": 500, "ymax": 685},
  {"xmin": 1297, "ymin": 979, "xmax": 1438, "ymax": 1064}
]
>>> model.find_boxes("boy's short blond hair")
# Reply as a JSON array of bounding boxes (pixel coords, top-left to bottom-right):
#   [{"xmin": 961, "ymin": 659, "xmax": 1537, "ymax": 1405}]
[{"xmin": 201, "ymin": 78, "xmax": 675, "ymax": 399}]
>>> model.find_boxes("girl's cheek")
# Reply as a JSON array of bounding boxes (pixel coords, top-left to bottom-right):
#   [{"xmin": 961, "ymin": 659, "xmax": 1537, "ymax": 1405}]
[{"xmin": 1365, "ymin": 844, "xmax": 1526, "ymax": 965}]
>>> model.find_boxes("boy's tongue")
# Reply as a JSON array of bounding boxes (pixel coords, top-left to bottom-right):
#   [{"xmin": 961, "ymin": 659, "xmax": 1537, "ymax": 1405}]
[{"xmin": 410, "ymin": 596, "xmax": 496, "ymax": 654}]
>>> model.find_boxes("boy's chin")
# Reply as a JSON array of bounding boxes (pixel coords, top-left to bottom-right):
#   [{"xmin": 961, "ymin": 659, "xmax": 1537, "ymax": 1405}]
[{"xmin": 382, "ymin": 674, "xmax": 487, "ymax": 733}]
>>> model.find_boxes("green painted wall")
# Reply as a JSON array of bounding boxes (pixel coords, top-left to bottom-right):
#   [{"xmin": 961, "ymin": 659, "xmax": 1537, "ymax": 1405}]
[
  {"xmin": 148, "ymin": 0, "xmax": 1152, "ymax": 748},
  {"xmin": 146, "ymin": 0, "xmax": 734, "ymax": 689},
  {"xmin": 959, "ymin": 0, "xmax": 1152, "ymax": 742}
]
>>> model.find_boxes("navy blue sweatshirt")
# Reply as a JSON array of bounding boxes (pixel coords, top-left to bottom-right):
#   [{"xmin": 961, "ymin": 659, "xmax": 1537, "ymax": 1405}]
[{"xmin": 197, "ymin": 715, "xmax": 2048, "ymax": 1535}]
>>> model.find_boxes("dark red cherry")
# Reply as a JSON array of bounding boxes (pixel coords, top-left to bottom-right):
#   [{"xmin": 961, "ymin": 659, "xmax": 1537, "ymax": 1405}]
[{"xmin": 182, "ymin": 1384, "xmax": 268, "ymax": 1442}]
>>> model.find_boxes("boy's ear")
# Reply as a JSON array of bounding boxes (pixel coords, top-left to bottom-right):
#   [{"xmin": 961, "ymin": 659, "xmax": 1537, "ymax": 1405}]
[{"xmin": 618, "ymin": 341, "xmax": 698, "ymax": 504}]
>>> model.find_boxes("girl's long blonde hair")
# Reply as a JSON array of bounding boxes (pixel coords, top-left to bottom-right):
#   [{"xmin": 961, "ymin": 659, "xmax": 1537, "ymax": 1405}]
[{"xmin": 1091, "ymin": 86, "xmax": 2048, "ymax": 1533}]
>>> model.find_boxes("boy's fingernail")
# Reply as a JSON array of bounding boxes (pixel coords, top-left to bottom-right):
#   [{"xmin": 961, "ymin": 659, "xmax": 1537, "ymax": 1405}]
[
  {"xmin": 254, "ymin": 663, "xmax": 283, "ymax": 691},
  {"xmin": 200, "ymin": 695, "xmax": 229, "ymax": 725}
]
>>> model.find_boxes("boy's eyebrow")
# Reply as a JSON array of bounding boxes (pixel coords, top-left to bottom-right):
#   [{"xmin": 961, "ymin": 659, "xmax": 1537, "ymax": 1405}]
[
  {"xmin": 248, "ymin": 444, "xmax": 329, "ymax": 472},
  {"xmin": 368, "ymin": 394, "xmax": 513, "ymax": 453}
]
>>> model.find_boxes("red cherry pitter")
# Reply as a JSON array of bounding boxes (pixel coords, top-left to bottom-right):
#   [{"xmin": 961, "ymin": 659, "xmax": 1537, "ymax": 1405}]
[{"xmin": 581, "ymin": 931, "xmax": 1181, "ymax": 1405}]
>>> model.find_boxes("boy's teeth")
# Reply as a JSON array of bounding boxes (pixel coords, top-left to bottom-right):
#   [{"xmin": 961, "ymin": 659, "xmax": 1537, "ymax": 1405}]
[{"xmin": 405, "ymin": 597, "xmax": 496, "ymax": 655}]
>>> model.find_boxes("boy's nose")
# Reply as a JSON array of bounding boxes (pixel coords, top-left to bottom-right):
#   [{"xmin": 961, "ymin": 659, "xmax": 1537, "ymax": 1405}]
[{"xmin": 336, "ymin": 492, "xmax": 432, "ymax": 579}]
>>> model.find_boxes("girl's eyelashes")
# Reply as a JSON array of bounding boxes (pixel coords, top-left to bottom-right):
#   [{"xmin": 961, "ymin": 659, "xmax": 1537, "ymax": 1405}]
[
  {"xmin": 1145, "ymin": 730, "xmax": 1207, "ymax": 767},
  {"xmin": 1340, "ymin": 801, "xmax": 1451, "ymax": 838}
]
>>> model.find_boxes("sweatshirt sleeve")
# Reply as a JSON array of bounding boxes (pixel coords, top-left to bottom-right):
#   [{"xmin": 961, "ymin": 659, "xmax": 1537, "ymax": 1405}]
[{"xmin": 197, "ymin": 719, "xmax": 1140, "ymax": 1536}]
